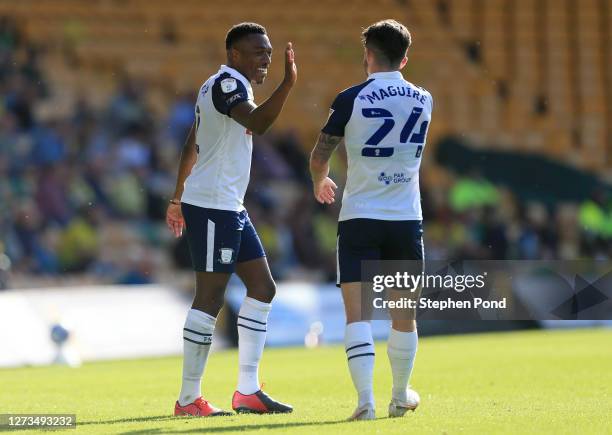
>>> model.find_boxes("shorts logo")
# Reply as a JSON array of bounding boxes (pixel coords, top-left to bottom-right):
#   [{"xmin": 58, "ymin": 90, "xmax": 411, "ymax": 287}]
[
  {"xmin": 221, "ymin": 78, "xmax": 238, "ymax": 93},
  {"xmin": 219, "ymin": 248, "xmax": 234, "ymax": 264}
]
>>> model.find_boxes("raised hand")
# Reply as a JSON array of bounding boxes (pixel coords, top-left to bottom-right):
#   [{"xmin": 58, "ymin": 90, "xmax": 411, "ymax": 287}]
[{"xmin": 283, "ymin": 42, "xmax": 297, "ymax": 86}]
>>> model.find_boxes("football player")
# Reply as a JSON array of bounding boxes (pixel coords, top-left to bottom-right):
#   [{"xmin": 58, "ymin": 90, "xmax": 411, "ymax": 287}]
[
  {"xmin": 310, "ymin": 19, "xmax": 432, "ymax": 420},
  {"xmin": 167, "ymin": 22, "xmax": 296, "ymax": 416}
]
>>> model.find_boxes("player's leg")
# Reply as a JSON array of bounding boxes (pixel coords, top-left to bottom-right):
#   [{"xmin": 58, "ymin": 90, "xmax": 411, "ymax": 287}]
[
  {"xmin": 342, "ymin": 282, "xmax": 376, "ymax": 421},
  {"xmin": 338, "ymin": 219, "xmax": 381, "ymax": 421},
  {"xmin": 231, "ymin": 213, "xmax": 292, "ymax": 414},
  {"xmin": 175, "ymin": 204, "xmax": 238, "ymax": 417},
  {"xmin": 386, "ymin": 316, "xmax": 419, "ymax": 417},
  {"xmin": 235, "ymin": 257, "xmax": 273, "ymax": 395},
  {"xmin": 383, "ymin": 220, "xmax": 424, "ymax": 417},
  {"xmin": 177, "ymin": 271, "xmax": 230, "ymax": 412}
]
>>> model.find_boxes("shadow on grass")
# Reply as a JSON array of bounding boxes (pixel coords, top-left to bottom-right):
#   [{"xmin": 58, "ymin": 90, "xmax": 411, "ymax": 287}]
[
  {"xmin": 80, "ymin": 415, "xmax": 354, "ymax": 433},
  {"xmin": 79, "ymin": 415, "xmax": 176, "ymax": 426},
  {"xmin": 117, "ymin": 418, "xmax": 351, "ymax": 434}
]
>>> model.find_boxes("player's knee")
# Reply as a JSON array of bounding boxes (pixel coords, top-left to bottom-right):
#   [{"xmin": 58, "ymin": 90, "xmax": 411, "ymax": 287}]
[
  {"xmin": 192, "ymin": 296, "xmax": 224, "ymax": 317},
  {"xmin": 248, "ymin": 280, "xmax": 276, "ymax": 303},
  {"xmin": 266, "ymin": 281, "xmax": 277, "ymax": 301},
  {"xmin": 209, "ymin": 298, "xmax": 225, "ymax": 316},
  {"xmin": 345, "ymin": 312, "xmax": 364, "ymax": 324},
  {"xmin": 261, "ymin": 280, "xmax": 277, "ymax": 302},
  {"xmin": 193, "ymin": 285, "xmax": 226, "ymax": 316},
  {"xmin": 190, "ymin": 304, "xmax": 223, "ymax": 318},
  {"xmin": 391, "ymin": 318, "xmax": 417, "ymax": 332}
]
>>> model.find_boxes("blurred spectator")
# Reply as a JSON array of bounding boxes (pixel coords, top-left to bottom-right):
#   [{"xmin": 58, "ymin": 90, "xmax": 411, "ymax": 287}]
[
  {"xmin": 106, "ymin": 76, "xmax": 151, "ymax": 137},
  {"xmin": 579, "ymin": 190, "xmax": 612, "ymax": 238},
  {"xmin": 56, "ymin": 207, "xmax": 101, "ymax": 272},
  {"xmin": 481, "ymin": 206, "xmax": 509, "ymax": 259},
  {"xmin": 167, "ymin": 92, "xmax": 195, "ymax": 145},
  {"xmin": 116, "ymin": 246, "xmax": 154, "ymax": 285},
  {"xmin": 115, "ymin": 126, "xmax": 151, "ymax": 170},
  {"xmin": 35, "ymin": 164, "xmax": 71, "ymax": 225},
  {"xmin": 11, "ymin": 201, "xmax": 58, "ymax": 274},
  {"xmin": 0, "ymin": 15, "xmax": 22, "ymax": 50},
  {"xmin": 0, "ymin": 16, "xmax": 608, "ymax": 288},
  {"xmin": 0, "ymin": 242, "xmax": 10, "ymax": 289},
  {"xmin": 31, "ymin": 121, "xmax": 67, "ymax": 165},
  {"xmin": 449, "ymin": 176, "xmax": 500, "ymax": 212}
]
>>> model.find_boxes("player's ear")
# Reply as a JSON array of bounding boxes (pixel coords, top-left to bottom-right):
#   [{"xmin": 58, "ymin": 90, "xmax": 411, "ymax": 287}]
[
  {"xmin": 228, "ymin": 47, "xmax": 239, "ymax": 64},
  {"xmin": 399, "ymin": 56, "xmax": 408, "ymax": 70}
]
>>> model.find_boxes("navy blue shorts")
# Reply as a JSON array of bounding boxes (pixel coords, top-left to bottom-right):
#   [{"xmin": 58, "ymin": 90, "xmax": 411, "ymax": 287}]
[
  {"xmin": 337, "ymin": 219, "xmax": 424, "ymax": 285},
  {"xmin": 181, "ymin": 203, "xmax": 266, "ymax": 273}
]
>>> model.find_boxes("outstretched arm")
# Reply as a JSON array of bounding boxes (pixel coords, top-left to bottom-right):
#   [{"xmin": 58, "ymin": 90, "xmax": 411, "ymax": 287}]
[
  {"xmin": 309, "ymin": 132, "xmax": 342, "ymax": 204},
  {"xmin": 231, "ymin": 43, "xmax": 297, "ymax": 135}
]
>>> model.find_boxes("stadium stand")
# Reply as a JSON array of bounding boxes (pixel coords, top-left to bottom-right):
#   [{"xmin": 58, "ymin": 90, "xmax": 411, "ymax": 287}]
[
  {"xmin": 0, "ymin": 0, "xmax": 611, "ymax": 289},
  {"xmin": 0, "ymin": 0, "xmax": 609, "ymax": 170}
]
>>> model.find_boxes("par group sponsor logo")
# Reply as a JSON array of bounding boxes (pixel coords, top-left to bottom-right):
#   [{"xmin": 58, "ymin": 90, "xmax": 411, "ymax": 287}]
[{"xmin": 378, "ymin": 172, "xmax": 412, "ymax": 185}]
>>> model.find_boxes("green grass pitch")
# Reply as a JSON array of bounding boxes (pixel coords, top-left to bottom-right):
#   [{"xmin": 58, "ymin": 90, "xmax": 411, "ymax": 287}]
[{"xmin": 1, "ymin": 328, "xmax": 610, "ymax": 434}]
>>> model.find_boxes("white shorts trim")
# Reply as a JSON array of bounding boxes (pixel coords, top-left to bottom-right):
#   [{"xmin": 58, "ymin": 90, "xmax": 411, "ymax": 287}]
[{"xmin": 206, "ymin": 219, "xmax": 215, "ymax": 272}]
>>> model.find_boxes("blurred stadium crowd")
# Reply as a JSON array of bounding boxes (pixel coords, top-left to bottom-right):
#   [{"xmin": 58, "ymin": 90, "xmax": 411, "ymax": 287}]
[{"xmin": 1, "ymin": 15, "xmax": 611, "ymax": 290}]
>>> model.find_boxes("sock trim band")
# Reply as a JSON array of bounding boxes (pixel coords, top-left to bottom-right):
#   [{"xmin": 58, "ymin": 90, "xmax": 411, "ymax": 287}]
[
  {"xmin": 346, "ymin": 343, "xmax": 372, "ymax": 352},
  {"xmin": 183, "ymin": 327, "xmax": 213, "ymax": 337},
  {"xmin": 242, "ymin": 296, "xmax": 273, "ymax": 311},
  {"xmin": 237, "ymin": 323, "xmax": 267, "ymax": 332},
  {"xmin": 183, "ymin": 336, "xmax": 212, "ymax": 346},
  {"xmin": 238, "ymin": 315, "xmax": 267, "ymax": 325},
  {"xmin": 347, "ymin": 352, "xmax": 375, "ymax": 361}
]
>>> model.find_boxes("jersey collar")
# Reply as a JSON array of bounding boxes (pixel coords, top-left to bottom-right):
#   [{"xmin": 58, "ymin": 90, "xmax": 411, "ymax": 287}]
[
  {"xmin": 367, "ymin": 70, "xmax": 403, "ymax": 80},
  {"xmin": 220, "ymin": 65, "xmax": 252, "ymax": 88}
]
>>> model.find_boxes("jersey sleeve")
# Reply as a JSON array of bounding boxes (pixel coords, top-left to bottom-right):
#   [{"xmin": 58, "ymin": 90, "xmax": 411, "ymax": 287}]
[
  {"xmin": 211, "ymin": 75, "xmax": 250, "ymax": 117},
  {"xmin": 425, "ymin": 89, "xmax": 434, "ymax": 113},
  {"xmin": 321, "ymin": 90, "xmax": 354, "ymax": 137}
]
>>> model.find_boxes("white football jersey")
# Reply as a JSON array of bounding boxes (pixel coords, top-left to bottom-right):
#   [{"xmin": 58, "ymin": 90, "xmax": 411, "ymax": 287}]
[
  {"xmin": 181, "ymin": 65, "xmax": 254, "ymax": 211},
  {"xmin": 322, "ymin": 71, "xmax": 433, "ymax": 221}
]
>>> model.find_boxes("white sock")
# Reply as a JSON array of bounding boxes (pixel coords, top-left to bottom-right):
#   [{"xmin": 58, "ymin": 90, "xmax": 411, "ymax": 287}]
[
  {"xmin": 237, "ymin": 296, "xmax": 272, "ymax": 395},
  {"xmin": 345, "ymin": 321, "xmax": 375, "ymax": 408},
  {"xmin": 178, "ymin": 309, "xmax": 216, "ymax": 406},
  {"xmin": 387, "ymin": 328, "xmax": 418, "ymax": 402}
]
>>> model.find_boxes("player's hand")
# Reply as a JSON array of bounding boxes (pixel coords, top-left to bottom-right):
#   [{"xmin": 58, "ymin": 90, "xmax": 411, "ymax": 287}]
[
  {"xmin": 283, "ymin": 42, "xmax": 297, "ymax": 87},
  {"xmin": 166, "ymin": 203, "xmax": 185, "ymax": 238},
  {"xmin": 313, "ymin": 177, "xmax": 337, "ymax": 204}
]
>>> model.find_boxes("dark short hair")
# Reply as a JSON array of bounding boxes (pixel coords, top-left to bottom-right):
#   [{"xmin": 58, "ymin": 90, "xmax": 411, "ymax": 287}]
[
  {"xmin": 225, "ymin": 22, "xmax": 267, "ymax": 50},
  {"xmin": 362, "ymin": 19, "xmax": 411, "ymax": 67}
]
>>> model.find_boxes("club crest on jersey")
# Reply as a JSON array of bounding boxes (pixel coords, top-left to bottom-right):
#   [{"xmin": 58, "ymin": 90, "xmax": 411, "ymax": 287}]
[
  {"xmin": 219, "ymin": 248, "xmax": 234, "ymax": 264},
  {"xmin": 221, "ymin": 78, "xmax": 238, "ymax": 93}
]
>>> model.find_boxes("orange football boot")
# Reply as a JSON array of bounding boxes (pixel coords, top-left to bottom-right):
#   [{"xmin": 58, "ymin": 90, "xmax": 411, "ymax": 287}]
[
  {"xmin": 174, "ymin": 396, "xmax": 232, "ymax": 417},
  {"xmin": 232, "ymin": 389, "xmax": 293, "ymax": 414}
]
